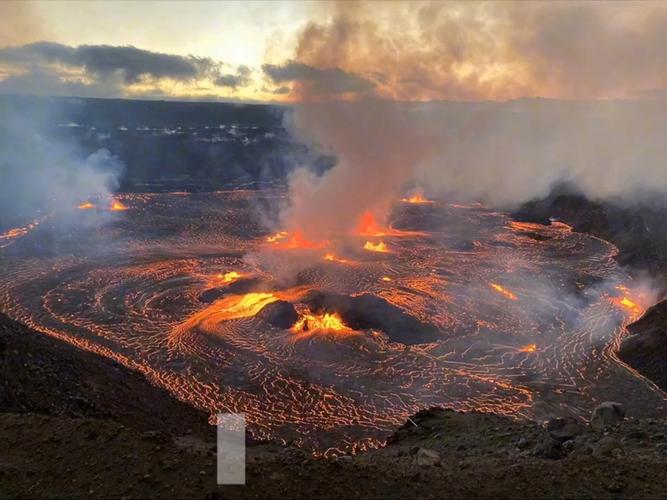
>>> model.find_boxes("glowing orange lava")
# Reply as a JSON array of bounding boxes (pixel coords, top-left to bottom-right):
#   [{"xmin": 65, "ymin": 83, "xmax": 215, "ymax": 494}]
[
  {"xmin": 110, "ymin": 200, "xmax": 128, "ymax": 211},
  {"xmin": 78, "ymin": 202, "xmax": 95, "ymax": 209},
  {"xmin": 356, "ymin": 210, "xmax": 426, "ymax": 238},
  {"xmin": 616, "ymin": 296, "xmax": 642, "ymax": 315},
  {"xmin": 291, "ymin": 312, "xmax": 351, "ymax": 333},
  {"xmin": 520, "ymin": 343, "xmax": 537, "ymax": 353},
  {"xmin": 489, "ymin": 283, "xmax": 518, "ymax": 301},
  {"xmin": 323, "ymin": 253, "xmax": 353, "ymax": 264},
  {"xmin": 364, "ymin": 241, "xmax": 390, "ymax": 253},
  {"xmin": 401, "ymin": 194, "xmax": 433, "ymax": 204},
  {"xmin": 266, "ymin": 231, "xmax": 288, "ymax": 243},
  {"xmin": 0, "ymin": 218, "xmax": 43, "ymax": 248},
  {"xmin": 613, "ymin": 285, "xmax": 644, "ymax": 315},
  {"xmin": 267, "ymin": 230, "xmax": 328, "ymax": 250},
  {"xmin": 217, "ymin": 293, "xmax": 279, "ymax": 320},
  {"xmin": 381, "ymin": 276, "xmax": 393, "ymax": 282},
  {"xmin": 216, "ymin": 271, "xmax": 242, "ymax": 282}
]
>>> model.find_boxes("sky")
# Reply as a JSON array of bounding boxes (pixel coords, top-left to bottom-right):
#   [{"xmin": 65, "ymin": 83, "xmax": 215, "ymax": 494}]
[{"xmin": 1, "ymin": 0, "xmax": 667, "ymax": 103}]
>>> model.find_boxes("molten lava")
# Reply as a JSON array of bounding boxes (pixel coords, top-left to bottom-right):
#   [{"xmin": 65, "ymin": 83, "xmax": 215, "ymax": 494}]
[
  {"xmin": 110, "ymin": 199, "xmax": 129, "ymax": 211},
  {"xmin": 291, "ymin": 312, "xmax": 351, "ymax": 333},
  {"xmin": 323, "ymin": 253, "xmax": 353, "ymax": 264},
  {"xmin": 266, "ymin": 231, "xmax": 288, "ymax": 243},
  {"xmin": 78, "ymin": 202, "xmax": 95, "ymax": 210},
  {"xmin": 616, "ymin": 296, "xmax": 642, "ymax": 315},
  {"xmin": 381, "ymin": 276, "xmax": 393, "ymax": 282},
  {"xmin": 364, "ymin": 241, "xmax": 390, "ymax": 253},
  {"xmin": 217, "ymin": 271, "xmax": 242, "ymax": 282},
  {"xmin": 356, "ymin": 210, "xmax": 426, "ymax": 238},
  {"xmin": 489, "ymin": 283, "xmax": 518, "ymax": 301},
  {"xmin": 401, "ymin": 193, "xmax": 433, "ymax": 204},
  {"xmin": 268, "ymin": 230, "xmax": 328, "ymax": 250},
  {"xmin": 613, "ymin": 285, "xmax": 643, "ymax": 315},
  {"xmin": 217, "ymin": 293, "xmax": 279, "ymax": 320},
  {"xmin": 520, "ymin": 343, "xmax": 537, "ymax": 353}
]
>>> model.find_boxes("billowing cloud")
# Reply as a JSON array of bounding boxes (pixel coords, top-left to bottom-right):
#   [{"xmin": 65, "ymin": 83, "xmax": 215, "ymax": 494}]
[
  {"xmin": 0, "ymin": 2, "xmax": 47, "ymax": 47},
  {"xmin": 263, "ymin": 61, "xmax": 375, "ymax": 99},
  {"xmin": 269, "ymin": 1, "xmax": 667, "ymax": 101}
]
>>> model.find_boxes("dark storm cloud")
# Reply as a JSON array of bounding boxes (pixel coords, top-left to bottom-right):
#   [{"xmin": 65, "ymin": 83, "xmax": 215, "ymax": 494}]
[
  {"xmin": 262, "ymin": 61, "xmax": 375, "ymax": 97},
  {"xmin": 0, "ymin": 41, "xmax": 218, "ymax": 83},
  {"xmin": 0, "ymin": 66, "xmax": 116, "ymax": 98},
  {"xmin": 214, "ymin": 65, "xmax": 251, "ymax": 88}
]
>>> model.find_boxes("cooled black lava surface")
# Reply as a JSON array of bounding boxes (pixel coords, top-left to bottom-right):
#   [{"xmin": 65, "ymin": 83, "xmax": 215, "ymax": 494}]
[
  {"xmin": 301, "ymin": 290, "xmax": 441, "ymax": 345},
  {"xmin": 257, "ymin": 300, "xmax": 299, "ymax": 329},
  {"xmin": 619, "ymin": 301, "xmax": 667, "ymax": 392}
]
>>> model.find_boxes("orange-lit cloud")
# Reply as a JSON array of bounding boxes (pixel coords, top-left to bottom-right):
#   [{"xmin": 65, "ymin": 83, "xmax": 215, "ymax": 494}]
[
  {"xmin": 265, "ymin": 1, "xmax": 667, "ymax": 102},
  {"xmin": 2, "ymin": 1, "xmax": 667, "ymax": 102}
]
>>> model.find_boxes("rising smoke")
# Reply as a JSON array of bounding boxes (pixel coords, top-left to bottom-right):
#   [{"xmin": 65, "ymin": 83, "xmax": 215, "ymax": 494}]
[
  {"xmin": 275, "ymin": 2, "xmax": 667, "ymax": 241},
  {"xmin": 0, "ymin": 96, "xmax": 124, "ymax": 230}
]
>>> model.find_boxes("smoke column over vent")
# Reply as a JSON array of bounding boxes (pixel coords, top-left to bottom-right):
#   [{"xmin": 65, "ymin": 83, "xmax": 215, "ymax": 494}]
[
  {"xmin": 282, "ymin": 97, "xmax": 667, "ymax": 234},
  {"xmin": 273, "ymin": 1, "xmax": 667, "ymax": 237},
  {"xmin": 280, "ymin": 101, "xmax": 438, "ymax": 239}
]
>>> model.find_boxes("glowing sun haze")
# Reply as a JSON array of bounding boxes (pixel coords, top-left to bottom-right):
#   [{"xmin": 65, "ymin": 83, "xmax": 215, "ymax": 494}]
[{"xmin": 1, "ymin": 0, "xmax": 666, "ymax": 102}]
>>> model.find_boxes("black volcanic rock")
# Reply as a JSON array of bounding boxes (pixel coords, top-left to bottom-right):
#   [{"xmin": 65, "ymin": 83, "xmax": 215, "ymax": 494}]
[
  {"xmin": 301, "ymin": 291, "xmax": 441, "ymax": 345},
  {"xmin": 515, "ymin": 186, "xmax": 667, "ymax": 282},
  {"xmin": 257, "ymin": 300, "xmax": 299, "ymax": 329},
  {"xmin": 0, "ymin": 313, "xmax": 209, "ymax": 436},
  {"xmin": 619, "ymin": 300, "xmax": 667, "ymax": 391}
]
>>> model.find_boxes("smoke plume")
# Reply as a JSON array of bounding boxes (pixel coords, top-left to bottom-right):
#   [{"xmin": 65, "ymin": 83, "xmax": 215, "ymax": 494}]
[
  {"xmin": 0, "ymin": 96, "xmax": 124, "ymax": 230},
  {"xmin": 275, "ymin": 2, "xmax": 667, "ymax": 240}
]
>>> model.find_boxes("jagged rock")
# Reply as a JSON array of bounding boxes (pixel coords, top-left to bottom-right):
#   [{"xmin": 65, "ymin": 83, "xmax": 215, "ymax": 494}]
[
  {"xmin": 257, "ymin": 301, "xmax": 298, "ymax": 329},
  {"xmin": 592, "ymin": 437, "xmax": 624, "ymax": 459},
  {"xmin": 533, "ymin": 432, "xmax": 564, "ymax": 459},
  {"xmin": 590, "ymin": 402, "xmax": 625, "ymax": 432},
  {"xmin": 415, "ymin": 448, "xmax": 441, "ymax": 466},
  {"xmin": 546, "ymin": 417, "xmax": 583, "ymax": 443}
]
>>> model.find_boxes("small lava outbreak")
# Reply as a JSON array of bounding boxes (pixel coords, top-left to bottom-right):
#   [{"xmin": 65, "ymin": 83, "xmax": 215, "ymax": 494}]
[{"xmin": 0, "ymin": 190, "xmax": 660, "ymax": 455}]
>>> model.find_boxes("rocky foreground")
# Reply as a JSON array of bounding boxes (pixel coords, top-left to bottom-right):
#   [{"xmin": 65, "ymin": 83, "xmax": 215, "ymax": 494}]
[{"xmin": 2, "ymin": 313, "xmax": 667, "ymax": 498}]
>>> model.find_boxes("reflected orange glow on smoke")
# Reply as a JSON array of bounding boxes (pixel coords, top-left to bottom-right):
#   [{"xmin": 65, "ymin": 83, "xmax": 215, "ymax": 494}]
[
  {"xmin": 78, "ymin": 202, "xmax": 95, "ymax": 210},
  {"xmin": 489, "ymin": 283, "xmax": 518, "ymax": 301},
  {"xmin": 363, "ymin": 241, "xmax": 389, "ymax": 253}
]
